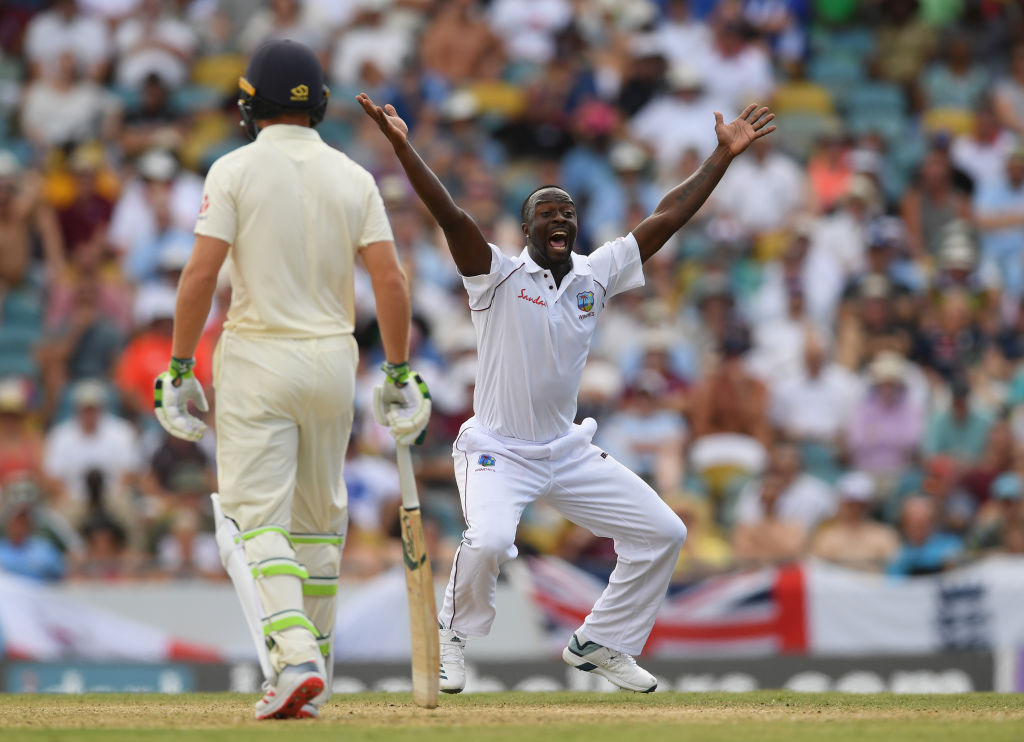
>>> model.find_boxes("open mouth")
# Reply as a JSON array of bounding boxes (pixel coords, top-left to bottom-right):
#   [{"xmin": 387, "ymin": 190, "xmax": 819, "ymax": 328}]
[{"xmin": 549, "ymin": 230, "xmax": 569, "ymax": 250}]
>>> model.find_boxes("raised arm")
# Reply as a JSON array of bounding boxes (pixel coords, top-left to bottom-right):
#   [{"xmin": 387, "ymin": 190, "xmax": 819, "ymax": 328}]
[
  {"xmin": 357, "ymin": 93, "xmax": 491, "ymax": 277},
  {"xmin": 632, "ymin": 104, "xmax": 776, "ymax": 263}
]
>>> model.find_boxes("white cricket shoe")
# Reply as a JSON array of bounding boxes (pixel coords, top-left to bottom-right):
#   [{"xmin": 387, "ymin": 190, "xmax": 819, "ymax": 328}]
[
  {"xmin": 254, "ymin": 662, "xmax": 325, "ymax": 720},
  {"xmin": 562, "ymin": 633, "xmax": 657, "ymax": 693},
  {"xmin": 439, "ymin": 628, "xmax": 467, "ymax": 694}
]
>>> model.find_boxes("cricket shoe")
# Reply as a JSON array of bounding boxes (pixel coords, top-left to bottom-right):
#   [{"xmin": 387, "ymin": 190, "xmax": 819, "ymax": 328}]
[
  {"xmin": 439, "ymin": 628, "xmax": 467, "ymax": 694},
  {"xmin": 254, "ymin": 662, "xmax": 325, "ymax": 720},
  {"xmin": 294, "ymin": 704, "xmax": 319, "ymax": 719},
  {"xmin": 562, "ymin": 633, "xmax": 657, "ymax": 693}
]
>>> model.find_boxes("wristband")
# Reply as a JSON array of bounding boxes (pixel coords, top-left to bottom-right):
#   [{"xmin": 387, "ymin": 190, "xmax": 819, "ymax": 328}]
[
  {"xmin": 169, "ymin": 356, "xmax": 197, "ymax": 382},
  {"xmin": 381, "ymin": 361, "xmax": 411, "ymax": 386}
]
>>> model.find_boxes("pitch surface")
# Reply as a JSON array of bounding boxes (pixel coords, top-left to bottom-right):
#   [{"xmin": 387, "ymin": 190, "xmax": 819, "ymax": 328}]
[{"xmin": 1, "ymin": 691, "xmax": 1022, "ymax": 741}]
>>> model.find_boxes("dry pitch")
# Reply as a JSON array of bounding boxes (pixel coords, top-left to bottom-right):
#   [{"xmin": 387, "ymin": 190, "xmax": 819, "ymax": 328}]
[{"xmin": 1, "ymin": 691, "xmax": 1022, "ymax": 741}]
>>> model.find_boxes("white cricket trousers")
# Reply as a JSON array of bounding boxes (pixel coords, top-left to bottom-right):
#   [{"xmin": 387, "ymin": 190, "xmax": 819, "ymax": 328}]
[
  {"xmin": 439, "ymin": 417, "xmax": 687, "ymax": 656},
  {"xmin": 214, "ymin": 331, "xmax": 356, "ymax": 672}
]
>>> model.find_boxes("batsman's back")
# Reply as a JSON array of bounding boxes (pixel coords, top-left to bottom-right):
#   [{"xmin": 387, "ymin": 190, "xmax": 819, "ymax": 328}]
[{"xmin": 196, "ymin": 126, "xmax": 394, "ymax": 339}]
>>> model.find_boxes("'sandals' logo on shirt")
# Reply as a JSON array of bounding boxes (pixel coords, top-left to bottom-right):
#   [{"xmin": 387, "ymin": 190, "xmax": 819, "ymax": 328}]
[
  {"xmin": 477, "ymin": 454, "xmax": 496, "ymax": 467},
  {"xmin": 199, "ymin": 193, "xmax": 210, "ymax": 216},
  {"xmin": 577, "ymin": 291, "xmax": 595, "ymax": 312}
]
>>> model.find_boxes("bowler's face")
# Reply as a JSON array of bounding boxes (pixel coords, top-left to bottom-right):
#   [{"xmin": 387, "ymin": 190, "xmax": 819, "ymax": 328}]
[{"xmin": 523, "ymin": 188, "xmax": 578, "ymax": 269}]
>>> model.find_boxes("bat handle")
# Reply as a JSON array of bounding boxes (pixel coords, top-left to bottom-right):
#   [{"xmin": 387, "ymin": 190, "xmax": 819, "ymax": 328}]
[{"xmin": 396, "ymin": 443, "xmax": 420, "ymax": 510}]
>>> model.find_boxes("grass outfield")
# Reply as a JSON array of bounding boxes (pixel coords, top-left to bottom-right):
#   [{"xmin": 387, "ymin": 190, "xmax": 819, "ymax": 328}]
[{"xmin": 1, "ymin": 691, "xmax": 1022, "ymax": 741}]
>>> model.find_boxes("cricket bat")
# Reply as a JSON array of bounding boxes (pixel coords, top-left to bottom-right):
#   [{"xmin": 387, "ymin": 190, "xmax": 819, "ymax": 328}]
[{"xmin": 396, "ymin": 443, "xmax": 440, "ymax": 709}]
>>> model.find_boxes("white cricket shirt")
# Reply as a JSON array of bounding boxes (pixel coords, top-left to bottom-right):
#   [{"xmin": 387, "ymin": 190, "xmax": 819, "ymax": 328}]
[
  {"xmin": 464, "ymin": 234, "xmax": 644, "ymax": 443},
  {"xmin": 195, "ymin": 124, "xmax": 394, "ymax": 338}
]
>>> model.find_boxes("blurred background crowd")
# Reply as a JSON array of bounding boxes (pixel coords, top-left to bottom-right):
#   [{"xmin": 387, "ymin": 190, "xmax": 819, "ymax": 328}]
[{"xmin": 1, "ymin": 0, "xmax": 1023, "ymax": 586}]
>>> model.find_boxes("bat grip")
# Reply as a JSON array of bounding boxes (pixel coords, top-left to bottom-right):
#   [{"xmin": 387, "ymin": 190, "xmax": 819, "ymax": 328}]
[{"xmin": 396, "ymin": 443, "xmax": 420, "ymax": 510}]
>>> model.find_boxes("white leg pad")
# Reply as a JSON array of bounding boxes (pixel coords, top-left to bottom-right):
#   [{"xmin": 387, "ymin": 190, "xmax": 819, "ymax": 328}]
[{"xmin": 211, "ymin": 493, "xmax": 275, "ymax": 684}]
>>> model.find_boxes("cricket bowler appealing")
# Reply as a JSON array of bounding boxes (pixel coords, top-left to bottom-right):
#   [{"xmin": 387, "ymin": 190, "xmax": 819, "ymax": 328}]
[
  {"xmin": 359, "ymin": 91, "xmax": 775, "ymax": 694},
  {"xmin": 153, "ymin": 40, "xmax": 429, "ymax": 720}
]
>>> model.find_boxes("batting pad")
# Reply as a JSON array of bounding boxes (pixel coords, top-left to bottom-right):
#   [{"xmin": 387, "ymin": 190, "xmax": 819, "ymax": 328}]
[
  {"xmin": 212, "ymin": 493, "xmax": 276, "ymax": 683},
  {"xmin": 294, "ymin": 533, "xmax": 344, "ymax": 704}
]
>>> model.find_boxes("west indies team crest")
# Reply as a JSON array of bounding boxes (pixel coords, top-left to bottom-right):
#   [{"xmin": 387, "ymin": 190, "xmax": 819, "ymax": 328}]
[{"xmin": 577, "ymin": 290, "xmax": 595, "ymax": 313}]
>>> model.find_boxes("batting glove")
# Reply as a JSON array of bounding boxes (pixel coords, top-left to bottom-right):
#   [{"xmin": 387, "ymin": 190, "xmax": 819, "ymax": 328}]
[
  {"xmin": 154, "ymin": 356, "xmax": 209, "ymax": 442},
  {"xmin": 373, "ymin": 361, "xmax": 431, "ymax": 446}
]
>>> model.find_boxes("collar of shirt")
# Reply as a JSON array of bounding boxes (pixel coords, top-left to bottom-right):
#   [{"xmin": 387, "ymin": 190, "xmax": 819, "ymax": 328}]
[
  {"xmin": 255, "ymin": 124, "xmax": 323, "ymax": 143},
  {"xmin": 519, "ymin": 247, "xmax": 592, "ymax": 303},
  {"xmin": 518, "ymin": 247, "xmax": 592, "ymax": 277}
]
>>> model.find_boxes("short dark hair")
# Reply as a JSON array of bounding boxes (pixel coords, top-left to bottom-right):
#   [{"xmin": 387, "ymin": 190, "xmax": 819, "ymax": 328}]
[{"xmin": 521, "ymin": 184, "xmax": 571, "ymax": 223}]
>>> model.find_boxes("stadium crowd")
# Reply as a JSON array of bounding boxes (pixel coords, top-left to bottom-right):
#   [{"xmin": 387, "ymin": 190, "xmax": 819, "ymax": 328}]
[{"xmin": 0, "ymin": 0, "xmax": 1023, "ymax": 585}]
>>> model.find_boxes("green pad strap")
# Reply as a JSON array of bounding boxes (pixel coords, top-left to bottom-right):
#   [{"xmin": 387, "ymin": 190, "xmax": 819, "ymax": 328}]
[
  {"xmin": 291, "ymin": 533, "xmax": 344, "ymax": 545},
  {"xmin": 237, "ymin": 525, "xmax": 293, "ymax": 546},
  {"xmin": 263, "ymin": 610, "xmax": 318, "ymax": 638},
  {"xmin": 251, "ymin": 558, "xmax": 308, "ymax": 580},
  {"xmin": 302, "ymin": 578, "xmax": 339, "ymax": 597}
]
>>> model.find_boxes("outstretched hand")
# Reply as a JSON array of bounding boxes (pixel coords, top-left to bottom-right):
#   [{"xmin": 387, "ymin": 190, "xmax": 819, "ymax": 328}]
[
  {"xmin": 715, "ymin": 104, "xmax": 776, "ymax": 157},
  {"xmin": 357, "ymin": 92, "xmax": 409, "ymax": 148}
]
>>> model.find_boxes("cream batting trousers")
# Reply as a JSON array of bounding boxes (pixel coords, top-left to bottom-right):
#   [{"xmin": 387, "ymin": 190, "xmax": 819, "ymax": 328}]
[{"xmin": 214, "ymin": 331, "xmax": 355, "ymax": 671}]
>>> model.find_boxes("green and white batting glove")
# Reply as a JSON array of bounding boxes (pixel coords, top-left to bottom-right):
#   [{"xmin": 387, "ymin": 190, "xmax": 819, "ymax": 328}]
[
  {"xmin": 154, "ymin": 356, "xmax": 209, "ymax": 442},
  {"xmin": 373, "ymin": 361, "xmax": 431, "ymax": 446}
]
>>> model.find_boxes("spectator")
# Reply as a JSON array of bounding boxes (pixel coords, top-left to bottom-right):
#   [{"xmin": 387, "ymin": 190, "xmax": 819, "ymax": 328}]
[
  {"xmin": 901, "ymin": 148, "xmax": 972, "ymax": 259},
  {"xmin": 486, "ymin": 0, "xmax": 572, "ymax": 65},
  {"xmin": 20, "ymin": 51, "xmax": 118, "ymax": 153},
  {"xmin": 913, "ymin": 288, "xmax": 985, "ymax": 382},
  {"xmin": 811, "ymin": 472, "xmax": 900, "ymax": 571},
  {"xmin": 418, "ymin": 0, "xmax": 503, "ymax": 87},
  {"xmin": 875, "ymin": 0, "xmax": 938, "ymax": 88},
  {"xmin": 0, "ymin": 379, "xmax": 52, "ymax": 494},
  {"xmin": 628, "ymin": 65, "xmax": 720, "ymax": 172},
  {"xmin": 237, "ymin": 0, "xmax": 327, "ymax": 56},
  {"xmin": 993, "ymin": 44, "xmax": 1024, "ymax": 137},
  {"xmin": 107, "ymin": 148, "xmax": 203, "ymax": 266},
  {"xmin": 22, "ymin": 0, "xmax": 112, "ymax": 83},
  {"xmin": 888, "ymin": 454, "xmax": 977, "ymax": 537},
  {"xmin": 688, "ymin": 330, "xmax": 771, "ymax": 496},
  {"xmin": 0, "ymin": 487, "xmax": 65, "ymax": 581},
  {"xmin": 54, "ymin": 143, "xmax": 116, "ymax": 262},
  {"xmin": 730, "ymin": 448, "xmax": 813, "ymax": 566},
  {"xmin": 967, "ymin": 472, "xmax": 1024, "ymax": 553},
  {"xmin": 712, "ymin": 136, "xmax": 806, "ymax": 245},
  {"xmin": 42, "ymin": 379, "xmax": 142, "ymax": 529},
  {"xmin": 36, "ymin": 279, "xmax": 124, "ymax": 419},
  {"xmin": 595, "ymin": 369, "xmax": 687, "ymax": 494},
  {"xmin": 846, "ymin": 352, "xmax": 925, "ymax": 495},
  {"xmin": 771, "ymin": 329, "xmax": 861, "ymax": 462},
  {"xmin": 887, "ymin": 496, "xmax": 964, "ymax": 576},
  {"xmin": 152, "ymin": 466, "xmax": 221, "ymax": 579},
  {"xmin": 697, "ymin": 17, "xmax": 774, "ymax": 115},
  {"xmin": 0, "ymin": 153, "xmax": 64, "ymax": 289},
  {"xmin": 113, "ymin": 0, "xmax": 198, "ymax": 90},
  {"xmin": 114, "ymin": 284, "xmax": 214, "ymax": 420},
  {"xmin": 950, "ymin": 102, "xmax": 1016, "ymax": 193},
  {"xmin": 733, "ymin": 441, "xmax": 836, "ymax": 534},
  {"xmin": 920, "ymin": 34, "xmax": 989, "ymax": 112},
  {"xmin": 922, "ymin": 377, "xmax": 994, "ymax": 466},
  {"xmin": 330, "ymin": 3, "xmax": 415, "ymax": 87},
  {"xmin": 974, "ymin": 147, "xmax": 1024, "ymax": 302},
  {"xmin": 73, "ymin": 510, "xmax": 132, "ymax": 580},
  {"xmin": 117, "ymin": 72, "xmax": 185, "ymax": 158}
]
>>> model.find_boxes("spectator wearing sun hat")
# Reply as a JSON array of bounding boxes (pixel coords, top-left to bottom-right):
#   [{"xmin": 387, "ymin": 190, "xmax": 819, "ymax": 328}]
[{"xmin": 811, "ymin": 471, "xmax": 901, "ymax": 571}]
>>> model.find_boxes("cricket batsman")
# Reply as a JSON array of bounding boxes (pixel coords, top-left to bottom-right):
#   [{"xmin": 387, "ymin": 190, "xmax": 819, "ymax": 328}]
[
  {"xmin": 359, "ymin": 91, "xmax": 775, "ymax": 693},
  {"xmin": 154, "ymin": 40, "xmax": 429, "ymax": 719}
]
